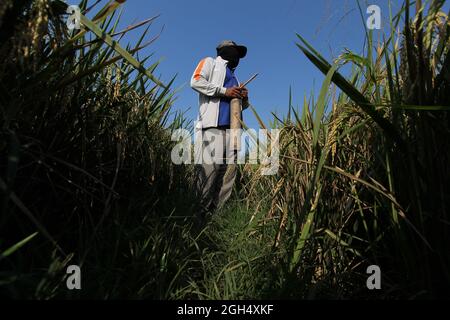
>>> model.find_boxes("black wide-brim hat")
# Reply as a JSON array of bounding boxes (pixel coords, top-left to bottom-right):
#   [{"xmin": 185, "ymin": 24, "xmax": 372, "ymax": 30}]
[{"xmin": 216, "ymin": 40, "xmax": 247, "ymax": 58}]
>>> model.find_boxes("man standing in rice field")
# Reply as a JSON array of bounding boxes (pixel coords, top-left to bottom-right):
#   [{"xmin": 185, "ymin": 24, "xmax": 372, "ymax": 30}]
[{"xmin": 190, "ymin": 40, "xmax": 249, "ymax": 219}]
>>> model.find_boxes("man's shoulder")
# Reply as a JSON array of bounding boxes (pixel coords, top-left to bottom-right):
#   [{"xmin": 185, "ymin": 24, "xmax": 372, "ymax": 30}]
[
  {"xmin": 199, "ymin": 56, "xmax": 215, "ymax": 64},
  {"xmin": 194, "ymin": 57, "xmax": 216, "ymax": 72}
]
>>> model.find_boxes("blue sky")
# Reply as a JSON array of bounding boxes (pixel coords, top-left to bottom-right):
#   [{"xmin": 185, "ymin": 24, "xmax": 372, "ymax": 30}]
[{"xmin": 108, "ymin": 0, "xmax": 409, "ymax": 129}]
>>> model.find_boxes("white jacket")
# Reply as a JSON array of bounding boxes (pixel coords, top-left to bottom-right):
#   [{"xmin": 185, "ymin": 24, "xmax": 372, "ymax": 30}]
[{"xmin": 190, "ymin": 56, "xmax": 248, "ymax": 129}]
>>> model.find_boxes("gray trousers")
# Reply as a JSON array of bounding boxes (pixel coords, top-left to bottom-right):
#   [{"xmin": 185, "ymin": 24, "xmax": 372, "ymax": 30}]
[{"xmin": 195, "ymin": 128, "xmax": 237, "ymax": 213}]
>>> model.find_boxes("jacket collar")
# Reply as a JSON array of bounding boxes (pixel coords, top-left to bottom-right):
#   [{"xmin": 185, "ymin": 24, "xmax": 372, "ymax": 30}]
[{"xmin": 215, "ymin": 56, "xmax": 228, "ymax": 66}]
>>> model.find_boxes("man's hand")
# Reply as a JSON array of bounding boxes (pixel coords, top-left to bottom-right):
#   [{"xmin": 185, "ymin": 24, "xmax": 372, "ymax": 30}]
[
  {"xmin": 240, "ymin": 87, "xmax": 248, "ymax": 100},
  {"xmin": 225, "ymin": 87, "xmax": 242, "ymax": 99},
  {"xmin": 225, "ymin": 86, "xmax": 249, "ymax": 100}
]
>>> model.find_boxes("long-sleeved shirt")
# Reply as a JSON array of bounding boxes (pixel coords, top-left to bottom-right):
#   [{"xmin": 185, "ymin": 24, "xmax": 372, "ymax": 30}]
[{"xmin": 190, "ymin": 56, "xmax": 248, "ymax": 130}]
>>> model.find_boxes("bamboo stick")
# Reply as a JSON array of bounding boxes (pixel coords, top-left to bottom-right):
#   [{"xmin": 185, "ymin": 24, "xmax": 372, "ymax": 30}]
[
  {"xmin": 230, "ymin": 73, "xmax": 259, "ymax": 151},
  {"xmin": 230, "ymin": 98, "xmax": 242, "ymax": 151}
]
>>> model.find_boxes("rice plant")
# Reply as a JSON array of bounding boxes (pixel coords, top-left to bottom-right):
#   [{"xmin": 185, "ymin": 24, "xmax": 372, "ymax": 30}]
[
  {"xmin": 238, "ymin": 0, "xmax": 450, "ymax": 298},
  {"xmin": 0, "ymin": 0, "xmax": 201, "ymax": 299}
]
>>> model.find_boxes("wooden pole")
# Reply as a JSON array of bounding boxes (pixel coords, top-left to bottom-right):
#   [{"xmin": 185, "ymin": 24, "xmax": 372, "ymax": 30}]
[
  {"xmin": 230, "ymin": 98, "xmax": 242, "ymax": 151},
  {"xmin": 229, "ymin": 73, "xmax": 258, "ymax": 151}
]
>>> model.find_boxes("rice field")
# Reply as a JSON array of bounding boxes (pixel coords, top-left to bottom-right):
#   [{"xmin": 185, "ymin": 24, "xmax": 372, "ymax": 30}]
[{"xmin": 1, "ymin": 0, "xmax": 449, "ymax": 299}]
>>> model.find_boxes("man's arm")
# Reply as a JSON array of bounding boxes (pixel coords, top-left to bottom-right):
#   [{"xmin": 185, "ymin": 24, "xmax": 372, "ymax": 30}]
[{"xmin": 190, "ymin": 58, "xmax": 227, "ymax": 97}]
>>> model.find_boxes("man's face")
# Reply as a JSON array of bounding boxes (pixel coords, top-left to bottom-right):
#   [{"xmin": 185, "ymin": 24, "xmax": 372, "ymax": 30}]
[{"xmin": 218, "ymin": 46, "xmax": 240, "ymax": 69}]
